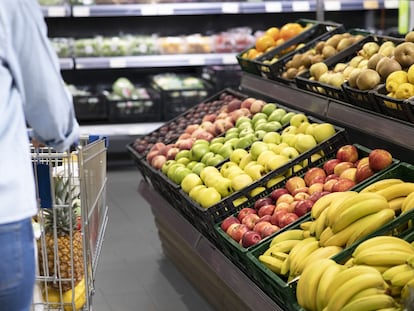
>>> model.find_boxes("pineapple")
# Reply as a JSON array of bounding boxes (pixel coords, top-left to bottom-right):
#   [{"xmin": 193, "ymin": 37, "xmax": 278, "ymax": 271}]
[{"xmin": 38, "ymin": 175, "xmax": 84, "ymax": 292}]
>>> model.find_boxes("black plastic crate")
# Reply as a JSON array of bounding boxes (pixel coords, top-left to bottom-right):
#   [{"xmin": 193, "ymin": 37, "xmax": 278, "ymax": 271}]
[
  {"xmin": 201, "ymin": 65, "xmax": 242, "ymax": 92},
  {"xmin": 71, "ymin": 86, "xmax": 108, "ymax": 122},
  {"xmin": 341, "ymin": 82, "xmax": 381, "ymax": 112},
  {"xmin": 237, "ymin": 19, "xmax": 342, "ymax": 76},
  {"xmin": 372, "ymin": 85, "xmax": 414, "ymax": 123}
]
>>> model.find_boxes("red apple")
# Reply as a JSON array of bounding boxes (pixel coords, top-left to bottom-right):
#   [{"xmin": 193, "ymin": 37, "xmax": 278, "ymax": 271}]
[
  {"xmin": 202, "ymin": 113, "xmax": 217, "ymax": 123},
  {"xmin": 166, "ymin": 147, "xmax": 180, "ymax": 160},
  {"xmin": 250, "ymin": 99, "xmax": 266, "ymax": 114},
  {"xmin": 309, "ymin": 175, "xmax": 326, "ymax": 186},
  {"xmin": 270, "ymin": 188, "xmax": 290, "ymax": 201},
  {"xmin": 279, "ymin": 212, "xmax": 299, "ymax": 228},
  {"xmin": 178, "ymin": 132, "xmax": 192, "ymax": 140},
  {"xmin": 151, "ymin": 155, "xmax": 167, "ymax": 170},
  {"xmin": 146, "ymin": 149, "xmax": 160, "ymax": 163},
  {"xmin": 241, "ymin": 230, "xmax": 262, "ymax": 248},
  {"xmin": 339, "ymin": 167, "xmax": 357, "ymax": 182},
  {"xmin": 285, "ymin": 176, "xmax": 307, "ymax": 194},
  {"xmin": 254, "ymin": 197, "xmax": 274, "ymax": 211},
  {"xmin": 356, "ymin": 156, "xmax": 369, "ymax": 169},
  {"xmin": 227, "ymin": 99, "xmax": 242, "ymax": 113},
  {"xmin": 331, "ymin": 178, "xmax": 356, "ymax": 192},
  {"xmin": 294, "ymin": 191, "xmax": 310, "ymax": 201},
  {"xmin": 259, "ymin": 224, "xmax": 280, "ymax": 238},
  {"xmin": 323, "ymin": 178, "xmax": 339, "ymax": 192},
  {"xmin": 308, "ymin": 182, "xmax": 324, "ymax": 195},
  {"xmin": 276, "ymin": 193, "xmax": 295, "ymax": 205},
  {"xmin": 150, "ymin": 142, "xmax": 166, "ymax": 152},
  {"xmin": 368, "ymin": 149, "xmax": 393, "ymax": 172},
  {"xmin": 323, "ymin": 158, "xmax": 341, "ymax": 175},
  {"xmin": 176, "ymin": 138, "xmax": 194, "ymax": 150},
  {"xmin": 291, "ymin": 187, "xmax": 309, "ymax": 197},
  {"xmin": 294, "ymin": 199, "xmax": 314, "ymax": 217},
  {"xmin": 221, "ymin": 216, "xmax": 240, "ymax": 232},
  {"xmin": 256, "ymin": 215, "xmax": 272, "ymax": 224},
  {"xmin": 229, "ymin": 224, "xmax": 249, "ymax": 242},
  {"xmin": 325, "ymin": 173, "xmax": 340, "ymax": 181},
  {"xmin": 258, "ymin": 204, "xmax": 276, "ymax": 218},
  {"xmin": 275, "ymin": 201, "xmax": 294, "ymax": 212},
  {"xmin": 304, "ymin": 167, "xmax": 327, "ymax": 186},
  {"xmin": 237, "ymin": 207, "xmax": 257, "ymax": 222},
  {"xmin": 253, "ymin": 220, "xmax": 272, "ymax": 233},
  {"xmin": 185, "ymin": 124, "xmax": 200, "ymax": 135},
  {"xmin": 270, "ymin": 209, "xmax": 288, "ymax": 226},
  {"xmin": 355, "ymin": 163, "xmax": 375, "ymax": 183},
  {"xmin": 333, "ymin": 161, "xmax": 355, "ymax": 176},
  {"xmin": 229, "ymin": 109, "xmax": 246, "ymax": 123},
  {"xmin": 241, "ymin": 213, "xmax": 260, "ymax": 230},
  {"xmin": 240, "ymin": 97, "xmax": 256, "ymax": 110},
  {"xmin": 226, "ymin": 223, "xmax": 240, "ymax": 238},
  {"xmin": 336, "ymin": 145, "xmax": 359, "ymax": 163}
]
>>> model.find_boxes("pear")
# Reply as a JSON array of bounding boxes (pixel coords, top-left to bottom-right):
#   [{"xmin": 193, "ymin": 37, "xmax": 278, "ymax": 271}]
[
  {"xmin": 336, "ymin": 37, "xmax": 355, "ymax": 51},
  {"xmin": 376, "ymin": 57, "xmax": 402, "ymax": 81},
  {"xmin": 322, "ymin": 45, "xmax": 337, "ymax": 59},
  {"xmin": 367, "ymin": 53, "xmax": 385, "ymax": 70},
  {"xmin": 355, "ymin": 68, "xmax": 381, "ymax": 90},
  {"xmin": 328, "ymin": 72, "xmax": 345, "ymax": 87},
  {"xmin": 315, "ymin": 41, "xmax": 326, "ymax": 54},
  {"xmin": 309, "ymin": 62, "xmax": 328, "ymax": 80},
  {"xmin": 361, "ymin": 42, "xmax": 380, "ymax": 58},
  {"xmin": 325, "ymin": 34, "xmax": 344, "ymax": 49},
  {"xmin": 394, "ymin": 42, "xmax": 414, "ymax": 68},
  {"xmin": 405, "ymin": 31, "xmax": 414, "ymax": 43},
  {"xmin": 349, "ymin": 55, "xmax": 365, "ymax": 68},
  {"xmin": 347, "ymin": 68, "xmax": 362, "ymax": 88},
  {"xmin": 378, "ymin": 41, "xmax": 395, "ymax": 56}
]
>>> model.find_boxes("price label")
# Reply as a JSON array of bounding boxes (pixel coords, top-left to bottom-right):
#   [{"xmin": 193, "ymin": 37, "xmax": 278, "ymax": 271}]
[
  {"xmin": 222, "ymin": 3, "xmax": 240, "ymax": 14},
  {"xmin": 363, "ymin": 0, "xmax": 379, "ymax": 9},
  {"xmin": 158, "ymin": 4, "xmax": 174, "ymax": 15},
  {"xmin": 265, "ymin": 2, "xmax": 283, "ymax": 13},
  {"xmin": 222, "ymin": 54, "xmax": 237, "ymax": 65},
  {"xmin": 47, "ymin": 6, "xmax": 66, "ymax": 17},
  {"xmin": 384, "ymin": 0, "xmax": 399, "ymax": 9},
  {"xmin": 109, "ymin": 58, "xmax": 127, "ymax": 68},
  {"xmin": 292, "ymin": 1, "xmax": 310, "ymax": 11},
  {"xmin": 188, "ymin": 57, "xmax": 206, "ymax": 66},
  {"xmin": 140, "ymin": 4, "xmax": 157, "ymax": 16},
  {"xmin": 324, "ymin": 1, "xmax": 341, "ymax": 11},
  {"xmin": 72, "ymin": 6, "xmax": 90, "ymax": 17}
]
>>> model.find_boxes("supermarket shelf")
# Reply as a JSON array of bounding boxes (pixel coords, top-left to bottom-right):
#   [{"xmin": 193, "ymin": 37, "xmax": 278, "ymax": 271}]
[
  {"xmin": 80, "ymin": 122, "xmax": 163, "ymax": 136},
  {"xmin": 59, "ymin": 57, "xmax": 75, "ymax": 70},
  {"xmin": 74, "ymin": 53, "xmax": 238, "ymax": 69},
  {"xmin": 46, "ymin": 1, "xmax": 398, "ymax": 18}
]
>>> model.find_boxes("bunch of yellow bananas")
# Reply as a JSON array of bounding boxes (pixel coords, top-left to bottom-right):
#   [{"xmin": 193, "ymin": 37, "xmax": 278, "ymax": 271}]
[
  {"xmin": 43, "ymin": 277, "xmax": 86, "ymax": 311},
  {"xmin": 296, "ymin": 258, "xmax": 401, "ymax": 311}
]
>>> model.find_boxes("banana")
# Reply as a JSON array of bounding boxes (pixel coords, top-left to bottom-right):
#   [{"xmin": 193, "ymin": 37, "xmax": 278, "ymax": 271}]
[
  {"xmin": 345, "ymin": 208, "xmax": 396, "ymax": 247},
  {"xmin": 300, "ymin": 221, "xmax": 313, "ymax": 231},
  {"xmin": 355, "ymin": 243, "xmax": 414, "ymax": 261},
  {"xmin": 401, "ymin": 191, "xmax": 414, "ymax": 213},
  {"xmin": 269, "ymin": 251, "xmax": 289, "ymax": 261},
  {"xmin": 269, "ymin": 229, "xmax": 304, "ymax": 247},
  {"xmin": 348, "ymin": 287, "xmax": 387, "ymax": 302},
  {"xmin": 258, "ymin": 255, "xmax": 284, "ymax": 274},
  {"xmin": 353, "ymin": 236, "xmax": 414, "ymax": 258},
  {"xmin": 407, "ymin": 254, "xmax": 414, "ymax": 268},
  {"xmin": 383, "ymin": 264, "xmax": 413, "ymax": 281},
  {"xmin": 401, "ymin": 278, "xmax": 414, "ymax": 302},
  {"xmin": 325, "ymin": 191, "xmax": 359, "ymax": 227},
  {"xmin": 375, "ymin": 182, "xmax": 414, "ymax": 202},
  {"xmin": 331, "ymin": 197, "xmax": 390, "ymax": 233},
  {"xmin": 265, "ymin": 239, "xmax": 302, "ymax": 256},
  {"xmin": 360, "ymin": 264, "xmax": 392, "ymax": 274},
  {"xmin": 315, "ymin": 262, "xmax": 344, "ymax": 311},
  {"xmin": 289, "ymin": 237, "xmax": 320, "ymax": 277},
  {"xmin": 314, "ymin": 208, "xmax": 328, "ymax": 240},
  {"xmin": 354, "ymin": 250, "xmax": 413, "ymax": 266},
  {"xmin": 390, "ymin": 268, "xmax": 414, "ymax": 287},
  {"xmin": 319, "ymin": 226, "xmax": 335, "ymax": 246},
  {"xmin": 359, "ymin": 178, "xmax": 404, "ymax": 193},
  {"xmin": 297, "ymin": 245, "xmax": 342, "ymax": 278},
  {"xmin": 340, "ymin": 294, "xmax": 397, "ymax": 311},
  {"xmin": 308, "ymin": 220, "xmax": 317, "ymax": 236},
  {"xmin": 296, "ymin": 258, "xmax": 336, "ymax": 311},
  {"xmin": 303, "ymin": 230, "xmax": 312, "ymax": 238},
  {"xmin": 280, "ymin": 254, "xmax": 290, "ymax": 276},
  {"xmin": 388, "ymin": 196, "xmax": 406, "ymax": 212},
  {"xmin": 311, "ymin": 191, "xmax": 355, "ymax": 219},
  {"xmin": 326, "ymin": 269, "xmax": 386, "ymax": 311}
]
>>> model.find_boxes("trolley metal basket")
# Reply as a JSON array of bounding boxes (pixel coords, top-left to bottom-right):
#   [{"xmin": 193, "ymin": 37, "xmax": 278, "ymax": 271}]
[{"xmin": 30, "ymin": 136, "xmax": 108, "ymax": 311}]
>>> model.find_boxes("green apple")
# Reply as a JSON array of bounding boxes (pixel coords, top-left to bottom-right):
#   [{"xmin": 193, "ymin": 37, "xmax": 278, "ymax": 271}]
[
  {"xmin": 282, "ymin": 125, "xmax": 298, "ymax": 135},
  {"xmin": 244, "ymin": 163, "xmax": 266, "ymax": 181},
  {"xmin": 294, "ymin": 133, "xmax": 317, "ymax": 154},
  {"xmin": 296, "ymin": 121, "xmax": 311, "ymax": 134},
  {"xmin": 175, "ymin": 149, "xmax": 191, "ymax": 161},
  {"xmin": 262, "ymin": 132, "xmax": 281, "ymax": 144},
  {"xmin": 280, "ymin": 146, "xmax": 300, "ymax": 160},
  {"xmin": 235, "ymin": 135, "xmax": 254, "ymax": 149},
  {"xmin": 190, "ymin": 143, "xmax": 210, "ymax": 161},
  {"xmin": 238, "ymin": 127, "xmax": 255, "ymax": 137},
  {"xmin": 262, "ymin": 103, "xmax": 278, "ymax": 116},
  {"xmin": 281, "ymin": 133, "xmax": 297, "ymax": 147},
  {"xmin": 213, "ymin": 176, "xmax": 233, "ymax": 197},
  {"xmin": 268, "ymin": 108, "xmax": 287, "ymax": 122},
  {"xmin": 250, "ymin": 141, "xmax": 269, "ymax": 160},
  {"xmin": 161, "ymin": 159, "xmax": 177, "ymax": 175},
  {"xmin": 181, "ymin": 173, "xmax": 203, "ymax": 193},
  {"xmin": 225, "ymin": 131, "xmax": 239, "ymax": 141},
  {"xmin": 200, "ymin": 151, "xmax": 215, "ymax": 164},
  {"xmin": 209, "ymin": 142, "xmax": 224, "ymax": 154},
  {"xmin": 198, "ymin": 187, "xmax": 222, "ymax": 208},
  {"xmin": 231, "ymin": 173, "xmax": 253, "ymax": 191},
  {"xmin": 289, "ymin": 113, "xmax": 308, "ymax": 127},
  {"xmin": 238, "ymin": 153, "xmax": 253, "ymax": 170},
  {"xmin": 237, "ymin": 121, "xmax": 253, "ymax": 131},
  {"xmin": 225, "ymin": 127, "xmax": 240, "ymax": 136},
  {"xmin": 254, "ymin": 130, "xmax": 267, "ymax": 141},
  {"xmin": 265, "ymin": 154, "xmax": 290, "ymax": 172},
  {"xmin": 263, "ymin": 121, "xmax": 282, "ymax": 132},
  {"xmin": 266, "ymin": 175, "xmax": 286, "ymax": 188},
  {"xmin": 253, "ymin": 118, "xmax": 267, "ymax": 130},
  {"xmin": 257, "ymin": 150, "xmax": 277, "ymax": 167},
  {"xmin": 280, "ymin": 111, "xmax": 296, "ymax": 125},
  {"xmin": 186, "ymin": 160, "xmax": 199, "ymax": 171},
  {"xmin": 210, "ymin": 136, "xmax": 225, "ymax": 145},
  {"xmin": 193, "ymin": 139, "xmax": 210, "ymax": 147},
  {"xmin": 235, "ymin": 116, "xmax": 252, "ymax": 128},
  {"xmin": 200, "ymin": 166, "xmax": 220, "ymax": 181},
  {"xmin": 220, "ymin": 161, "xmax": 239, "ymax": 177},
  {"xmin": 171, "ymin": 166, "xmax": 192, "ymax": 184},
  {"xmin": 177, "ymin": 157, "xmax": 191, "ymax": 166},
  {"xmin": 224, "ymin": 138, "xmax": 240, "ymax": 148},
  {"xmin": 206, "ymin": 154, "xmax": 225, "ymax": 166},
  {"xmin": 230, "ymin": 148, "xmax": 249, "ymax": 164},
  {"xmin": 218, "ymin": 144, "xmax": 234, "ymax": 159},
  {"xmin": 189, "ymin": 184, "xmax": 207, "ymax": 202},
  {"xmin": 167, "ymin": 163, "xmax": 185, "ymax": 180},
  {"xmin": 251, "ymin": 112, "xmax": 268, "ymax": 125},
  {"xmin": 312, "ymin": 123, "xmax": 336, "ymax": 143}
]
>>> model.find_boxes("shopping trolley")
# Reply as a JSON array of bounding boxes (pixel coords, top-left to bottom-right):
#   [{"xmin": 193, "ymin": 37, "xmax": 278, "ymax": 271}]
[{"xmin": 31, "ymin": 136, "xmax": 108, "ymax": 311}]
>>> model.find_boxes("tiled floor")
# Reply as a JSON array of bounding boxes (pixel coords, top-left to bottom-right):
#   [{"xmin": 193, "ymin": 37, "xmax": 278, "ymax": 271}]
[{"xmin": 92, "ymin": 162, "xmax": 215, "ymax": 311}]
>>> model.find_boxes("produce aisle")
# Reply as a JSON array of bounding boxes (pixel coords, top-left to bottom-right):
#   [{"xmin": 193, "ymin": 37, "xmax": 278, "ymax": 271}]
[{"xmin": 93, "ymin": 163, "xmax": 215, "ymax": 311}]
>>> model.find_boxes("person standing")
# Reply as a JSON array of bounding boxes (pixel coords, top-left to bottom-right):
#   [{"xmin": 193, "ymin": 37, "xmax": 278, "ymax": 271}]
[{"xmin": 0, "ymin": 1, "xmax": 79, "ymax": 310}]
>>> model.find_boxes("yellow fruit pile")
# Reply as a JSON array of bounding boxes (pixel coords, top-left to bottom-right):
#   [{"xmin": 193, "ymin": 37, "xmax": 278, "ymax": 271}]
[{"xmin": 385, "ymin": 65, "xmax": 414, "ymax": 100}]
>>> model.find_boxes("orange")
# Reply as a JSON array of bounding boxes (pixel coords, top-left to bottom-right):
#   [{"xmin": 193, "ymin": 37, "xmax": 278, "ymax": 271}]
[
  {"xmin": 280, "ymin": 23, "xmax": 304, "ymax": 40},
  {"xmin": 265, "ymin": 27, "xmax": 280, "ymax": 41},
  {"xmin": 255, "ymin": 35, "xmax": 276, "ymax": 52},
  {"xmin": 274, "ymin": 38, "xmax": 285, "ymax": 46},
  {"xmin": 247, "ymin": 48, "xmax": 260, "ymax": 59}
]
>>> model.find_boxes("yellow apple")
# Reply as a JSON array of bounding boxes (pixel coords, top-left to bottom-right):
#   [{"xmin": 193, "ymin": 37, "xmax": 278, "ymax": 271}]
[
  {"xmin": 257, "ymin": 150, "xmax": 278, "ymax": 166},
  {"xmin": 244, "ymin": 163, "xmax": 266, "ymax": 180},
  {"xmin": 181, "ymin": 173, "xmax": 203, "ymax": 193},
  {"xmin": 231, "ymin": 173, "xmax": 253, "ymax": 191},
  {"xmin": 200, "ymin": 166, "xmax": 220, "ymax": 181},
  {"xmin": 266, "ymin": 154, "xmax": 290, "ymax": 172},
  {"xmin": 294, "ymin": 134, "xmax": 317, "ymax": 154},
  {"xmin": 198, "ymin": 187, "xmax": 222, "ymax": 208},
  {"xmin": 312, "ymin": 123, "xmax": 336, "ymax": 143},
  {"xmin": 238, "ymin": 153, "xmax": 253, "ymax": 170}
]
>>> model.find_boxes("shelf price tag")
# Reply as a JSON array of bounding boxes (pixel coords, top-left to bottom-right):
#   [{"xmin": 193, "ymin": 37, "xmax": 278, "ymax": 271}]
[
  {"xmin": 157, "ymin": 4, "xmax": 174, "ymax": 15},
  {"xmin": 221, "ymin": 54, "xmax": 237, "ymax": 65},
  {"xmin": 47, "ymin": 6, "xmax": 66, "ymax": 17},
  {"xmin": 188, "ymin": 57, "xmax": 206, "ymax": 66},
  {"xmin": 292, "ymin": 1, "xmax": 310, "ymax": 11},
  {"xmin": 384, "ymin": 0, "xmax": 399, "ymax": 9},
  {"xmin": 109, "ymin": 58, "xmax": 127, "ymax": 68},
  {"xmin": 72, "ymin": 6, "xmax": 90, "ymax": 17},
  {"xmin": 265, "ymin": 2, "xmax": 283, "ymax": 12},
  {"xmin": 140, "ymin": 4, "xmax": 158, "ymax": 16},
  {"xmin": 324, "ymin": 1, "xmax": 341, "ymax": 11},
  {"xmin": 363, "ymin": 0, "xmax": 379, "ymax": 9},
  {"xmin": 221, "ymin": 3, "xmax": 240, "ymax": 14}
]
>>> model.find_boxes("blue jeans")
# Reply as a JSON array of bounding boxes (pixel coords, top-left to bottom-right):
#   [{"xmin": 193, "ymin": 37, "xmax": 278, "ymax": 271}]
[{"xmin": 0, "ymin": 217, "xmax": 35, "ymax": 311}]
